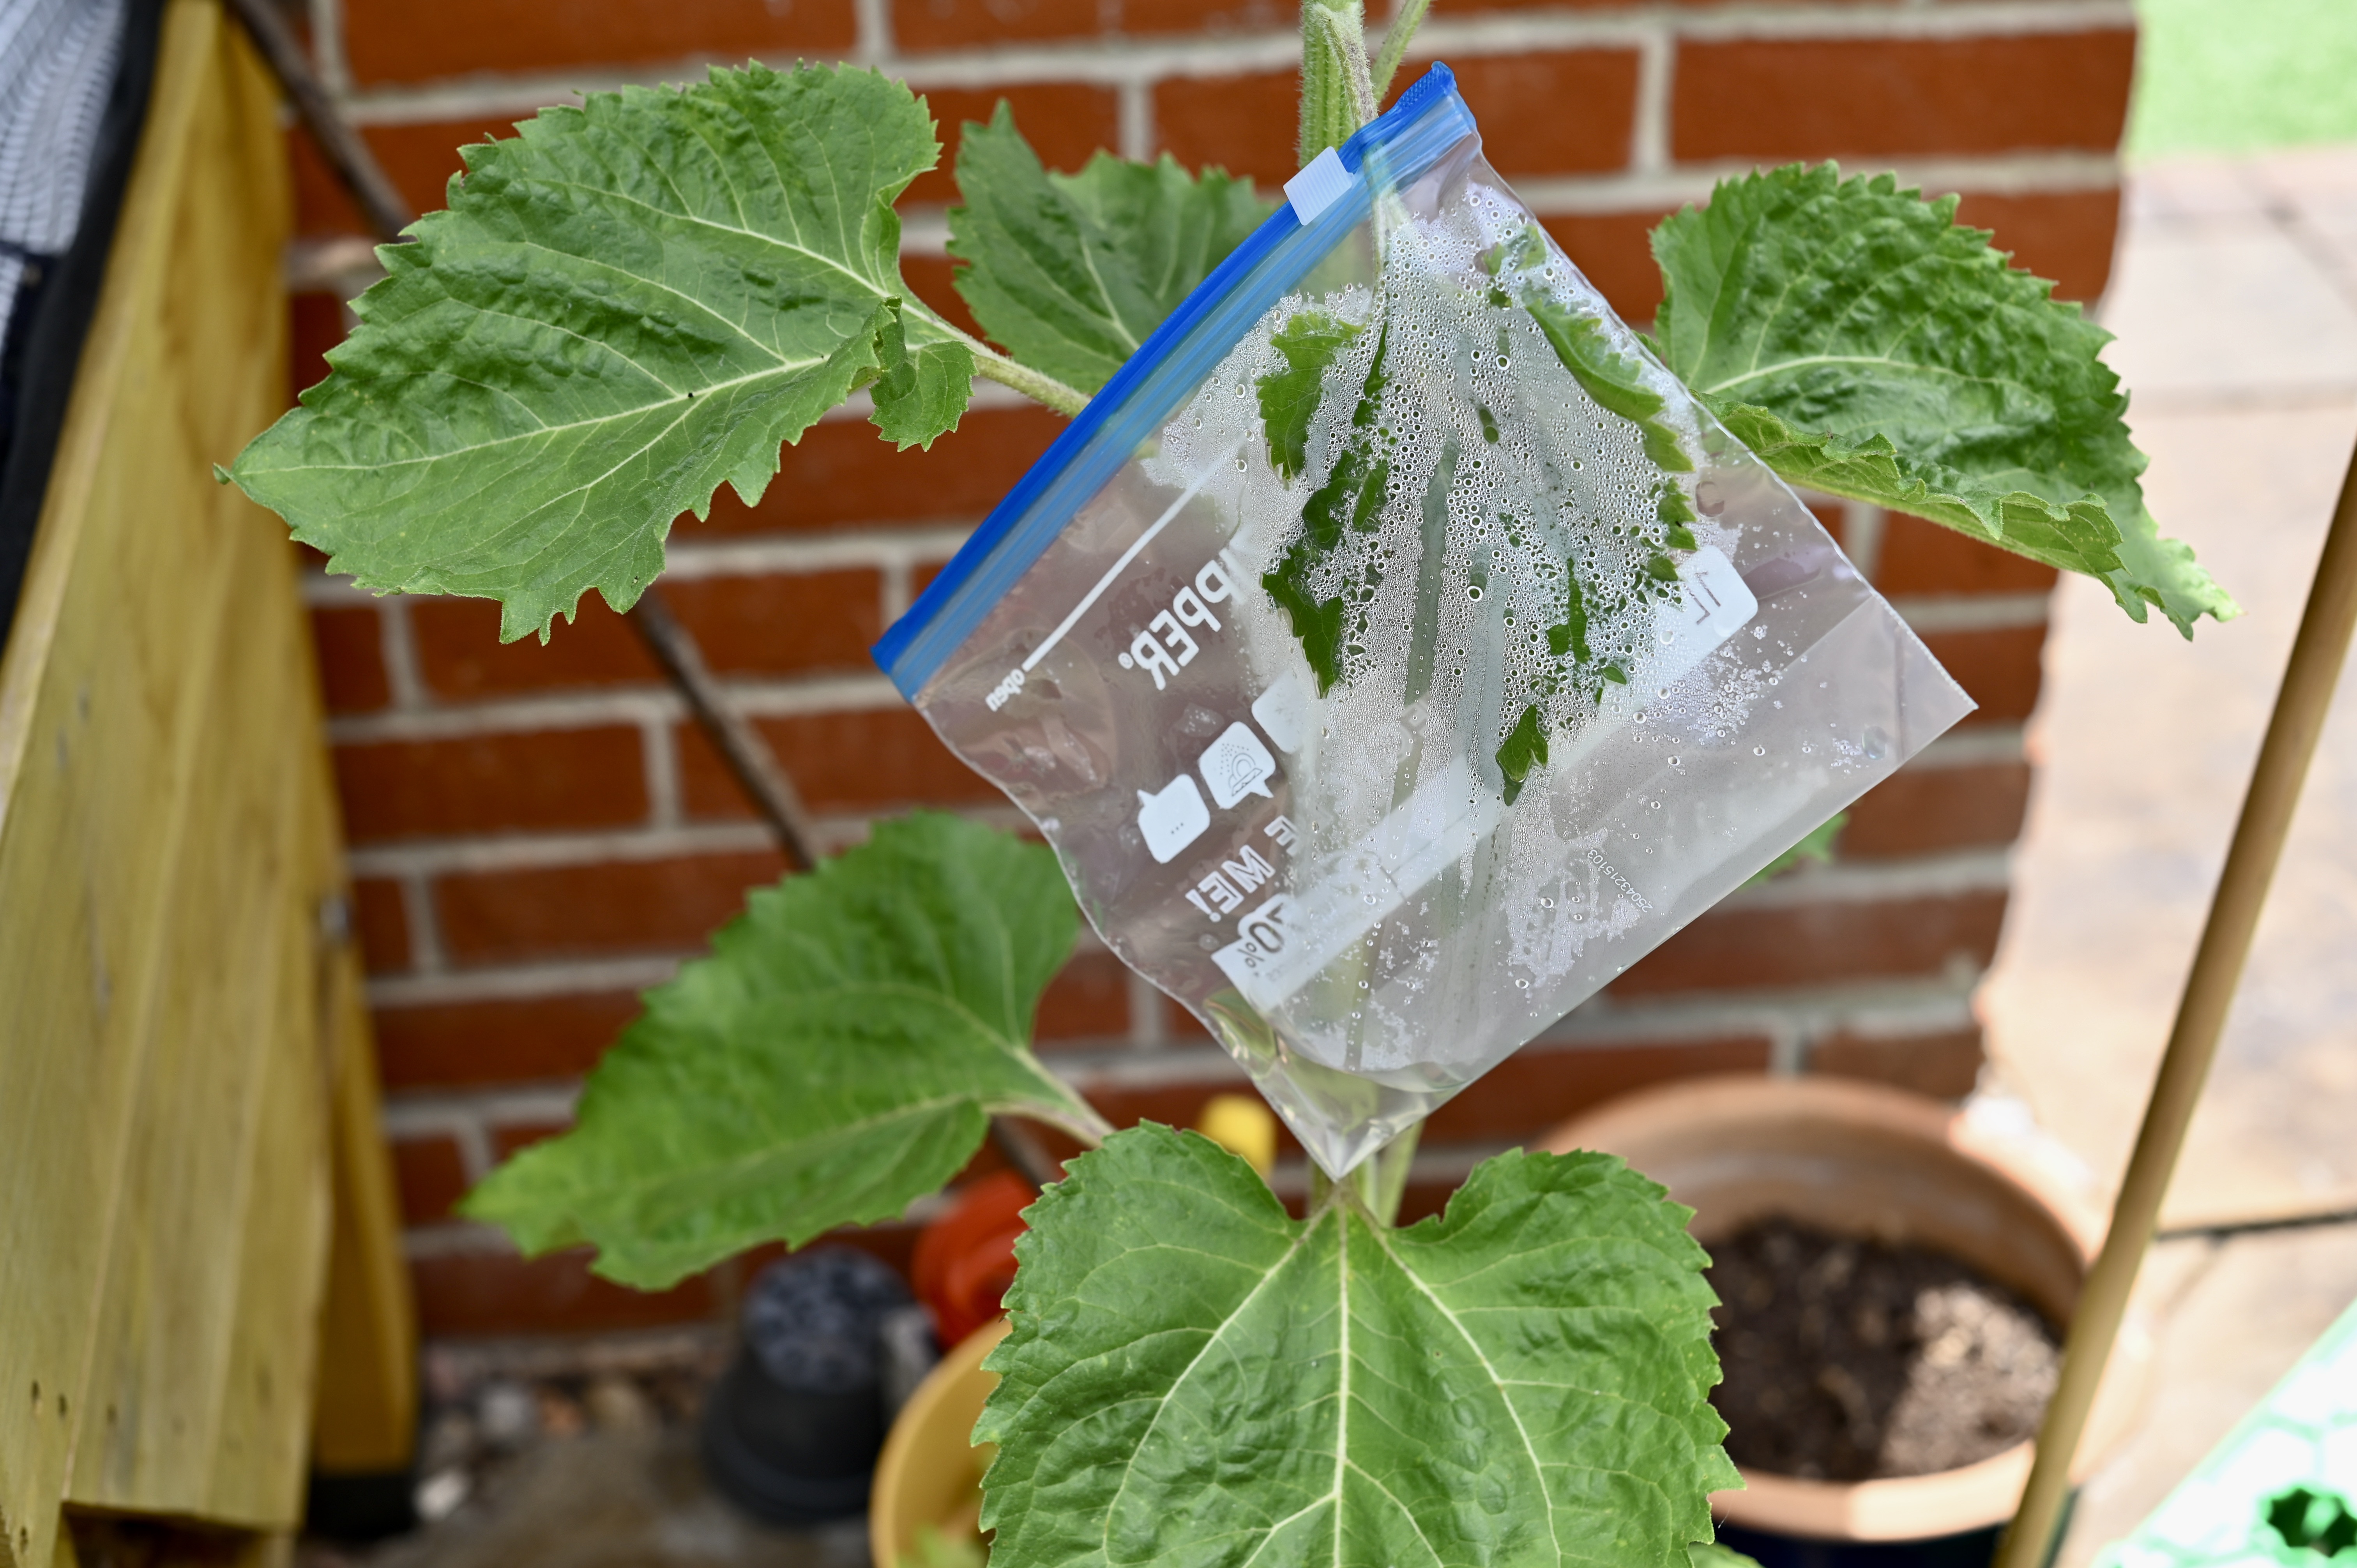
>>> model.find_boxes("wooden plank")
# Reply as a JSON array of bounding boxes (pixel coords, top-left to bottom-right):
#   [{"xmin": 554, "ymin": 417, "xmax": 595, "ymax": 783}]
[
  {"xmin": 0, "ymin": 4, "xmax": 242, "ymax": 1559},
  {"xmin": 67, "ymin": 496, "xmax": 325, "ymax": 1520},
  {"xmin": 0, "ymin": 0, "xmax": 365, "ymax": 1552},
  {"xmin": 308, "ymin": 960, "xmax": 421, "ymax": 1477},
  {"xmin": 61, "ymin": 0, "xmax": 331, "ymax": 1529},
  {"xmin": 199, "ymin": 531, "xmax": 344, "ymax": 1524}
]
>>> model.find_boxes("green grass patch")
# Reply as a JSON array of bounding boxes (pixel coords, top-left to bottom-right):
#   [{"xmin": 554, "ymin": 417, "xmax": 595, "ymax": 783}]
[{"xmin": 2131, "ymin": 0, "xmax": 2357, "ymax": 158}]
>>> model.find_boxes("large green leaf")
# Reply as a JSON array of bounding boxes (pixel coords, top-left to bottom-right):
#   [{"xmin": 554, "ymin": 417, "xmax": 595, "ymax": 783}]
[
  {"xmin": 460, "ymin": 814, "xmax": 1108, "ymax": 1289},
  {"xmin": 228, "ymin": 64, "xmax": 971, "ymax": 643},
  {"xmin": 951, "ymin": 104, "xmax": 1272, "ymax": 394},
  {"xmin": 978, "ymin": 1124, "xmax": 1739, "ymax": 1568},
  {"xmin": 1652, "ymin": 163, "xmax": 2236, "ymax": 636}
]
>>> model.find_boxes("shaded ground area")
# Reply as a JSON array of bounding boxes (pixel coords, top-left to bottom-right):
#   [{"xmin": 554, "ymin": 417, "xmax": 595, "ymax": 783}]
[{"xmin": 299, "ymin": 1331, "xmax": 870, "ymax": 1568}]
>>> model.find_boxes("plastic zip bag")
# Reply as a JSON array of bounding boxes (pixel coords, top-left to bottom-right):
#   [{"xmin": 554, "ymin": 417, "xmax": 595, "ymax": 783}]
[{"xmin": 874, "ymin": 65, "xmax": 1974, "ymax": 1176}]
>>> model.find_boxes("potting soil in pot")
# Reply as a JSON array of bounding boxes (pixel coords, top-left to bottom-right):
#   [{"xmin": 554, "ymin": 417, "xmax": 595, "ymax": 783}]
[{"xmin": 1705, "ymin": 1218, "xmax": 2062, "ymax": 1481}]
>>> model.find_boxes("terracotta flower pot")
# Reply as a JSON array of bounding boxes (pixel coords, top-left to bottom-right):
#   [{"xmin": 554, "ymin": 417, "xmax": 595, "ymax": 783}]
[{"xmin": 1542, "ymin": 1073, "xmax": 2152, "ymax": 1561}]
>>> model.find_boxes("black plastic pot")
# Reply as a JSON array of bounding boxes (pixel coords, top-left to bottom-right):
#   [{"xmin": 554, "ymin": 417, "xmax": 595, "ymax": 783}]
[{"xmin": 700, "ymin": 1248, "xmax": 919, "ymax": 1526}]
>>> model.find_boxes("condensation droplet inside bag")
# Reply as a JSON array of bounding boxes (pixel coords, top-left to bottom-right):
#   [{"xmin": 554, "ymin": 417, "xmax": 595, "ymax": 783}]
[{"xmin": 874, "ymin": 65, "xmax": 1974, "ymax": 1177}]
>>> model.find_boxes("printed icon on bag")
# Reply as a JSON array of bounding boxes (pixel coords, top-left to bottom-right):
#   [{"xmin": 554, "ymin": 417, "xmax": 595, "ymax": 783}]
[
  {"xmin": 1135, "ymin": 775, "xmax": 1211, "ymax": 864},
  {"xmin": 1249, "ymin": 670, "xmax": 1310, "ymax": 754},
  {"xmin": 1198, "ymin": 722, "xmax": 1277, "ymax": 808}
]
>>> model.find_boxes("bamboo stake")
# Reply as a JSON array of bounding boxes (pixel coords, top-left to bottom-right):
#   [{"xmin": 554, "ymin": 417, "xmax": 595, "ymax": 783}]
[{"xmin": 1995, "ymin": 436, "xmax": 2357, "ymax": 1568}]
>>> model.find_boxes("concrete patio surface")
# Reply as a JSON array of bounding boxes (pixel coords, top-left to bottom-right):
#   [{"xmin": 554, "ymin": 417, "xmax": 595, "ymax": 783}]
[{"xmin": 1979, "ymin": 143, "xmax": 2357, "ymax": 1566}]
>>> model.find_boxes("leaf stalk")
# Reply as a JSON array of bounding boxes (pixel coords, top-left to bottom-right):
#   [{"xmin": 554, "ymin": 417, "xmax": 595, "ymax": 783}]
[
  {"xmin": 904, "ymin": 301, "xmax": 1094, "ymax": 417},
  {"xmin": 1368, "ymin": 0, "xmax": 1433, "ymax": 102},
  {"xmin": 1367, "ymin": 1123, "xmax": 1419, "ymax": 1225},
  {"xmin": 970, "ymin": 339, "xmax": 1094, "ymax": 417}
]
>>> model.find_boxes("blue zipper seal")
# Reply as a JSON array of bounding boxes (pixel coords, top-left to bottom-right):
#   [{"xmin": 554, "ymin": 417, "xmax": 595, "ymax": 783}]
[{"xmin": 871, "ymin": 62, "xmax": 1475, "ymax": 700}]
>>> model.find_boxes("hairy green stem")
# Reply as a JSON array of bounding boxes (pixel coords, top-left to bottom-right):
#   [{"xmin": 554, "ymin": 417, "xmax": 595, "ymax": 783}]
[
  {"xmin": 970, "ymin": 341, "xmax": 1092, "ymax": 416},
  {"xmin": 905, "ymin": 300, "xmax": 1094, "ymax": 417},
  {"xmin": 1368, "ymin": 0, "xmax": 1432, "ymax": 101},
  {"xmin": 1298, "ymin": 0, "xmax": 1379, "ymax": 166}
]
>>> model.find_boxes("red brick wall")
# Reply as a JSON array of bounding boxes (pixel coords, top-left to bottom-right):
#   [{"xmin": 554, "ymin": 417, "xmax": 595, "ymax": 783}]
[{"xmin": 286, "ymin": 0, "xmax": 2127, "ymax": 1337}]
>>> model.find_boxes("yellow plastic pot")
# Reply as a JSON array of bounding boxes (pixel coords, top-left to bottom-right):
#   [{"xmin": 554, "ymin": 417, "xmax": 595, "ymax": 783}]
[{"xmin": 869, "ymin": 1317, "xmax": 1008, "ymax": 1568}]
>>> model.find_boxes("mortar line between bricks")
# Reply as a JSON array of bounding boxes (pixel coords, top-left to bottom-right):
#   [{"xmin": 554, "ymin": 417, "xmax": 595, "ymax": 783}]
[
  {"xmin": 880, "ymin": 557, "xmax": 914, "ymax": 623},
  {"xmin": 620, "ymin": 669, "xmax": 908, "ymax": 715},
  {"xmin": 1548, "ymin": 980, "xmax": 1981, "ymax": 1037},
  {"xmin": 1631, "ymin": 20, "xmax": 1671, "ymax": 177},
  {"xmin": 347, "ymin": 820, "xmax": 783, "ymax": 878},
  {"xmin": 640, "ymin": 713, "xmax": 683, "ymax": 829},
  {"xmin": 378, "ymin": 595, "xmax": 428, "ymax": 710},
  {"xmin": 661, "ymin": 525, "xmax": 979, "ymax": 576},
  {"xmin": 368, "ymin": 955, "xmax": 688, "ymax": 1007},
  {"xmin": 377, "ymin": 1096, "xmax": 491, "ymax": 1140},
  {"xmin": 1842, "ymin": 503, "xmax": 1886, "ymax": 581},
  {"xmin": 309, "ymin": 0, "xmax": 350, "ymax": 96},
  {"xmin": 322, "ymin": 671, "xmax": 905, "ymax": 741},
  {"xmin": 1724, "ymin": 846, "xmax": 2012, "ymax": 907},
  {"xmin": 401, "ymin": 1221, "xmax": 524, "ymax": 1260},
  {"xmin": 349, "ymin": 802, "xmax": 1042, "ymax": 880},
  {"xmin": 1044, "ymin": 984, "xmax": 1981, "ymax": 1084},
  {"xmin": 330, "ymin": 691, "xmax": 680, "ymax": 740},
  {"xmin": 1501, "ymin": 152, "xmax": 2124, "ymax": 214},
  {"xmin": 1126, "ymin": 969, "xmax": 1168, "ymax": 1048},
  {"xmin": 340, "ymin": 796, "xmax": 2018, "ymax": 885},
  {"xmin": 1912, "ymin": 723, "xmax": 2027, "ymax": 768},
  {"xmin": 380, "ymin": 1103, "xmax": 501, "ymax": 1187},
  {"xmin": 326, "ymin": 0, "xmax": 2138, "ymax": 124},
  {"xmin": 399, "ymin": 867, "xmax": 450, "ymax": 975},
  {"xmin": 891, "ymin": 150, "xmax": 2115, "ymax": 245},
  {"xmin": 1893, "ymin": 590, "xmax": 2053, "ymax": 633},
  {"xmin": 385, "ymin": 1083, "xmax": 586, "ymax": 1134},
  {"xmin": 299, "ymin": 529, "xmax": 985, "ymax": 608},
  {"xmin": 853, "ymin": 0, "xmax": 896, "ymax": 65},
  {"xmin": 1117, "ymin": 79, "xmax": 1153, "ymax": 162}
]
